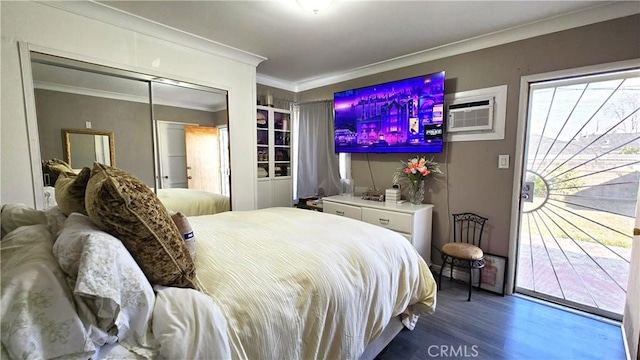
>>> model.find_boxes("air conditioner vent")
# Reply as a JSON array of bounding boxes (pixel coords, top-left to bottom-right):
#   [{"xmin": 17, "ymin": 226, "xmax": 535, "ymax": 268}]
[{"xmin": 447, "ymin": 98, "xmax": 494, "ymax": 133}]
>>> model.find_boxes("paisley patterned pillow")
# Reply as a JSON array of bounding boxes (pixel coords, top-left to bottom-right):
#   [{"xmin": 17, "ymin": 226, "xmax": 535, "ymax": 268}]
[
  {"xmin": 53, "ymin": 213, "xmax": 157, "ymax": 356},
  {"xmin": 1, "ymin": 224, "xmax": 96, "ymax": 359},
  {"xmin": 55, "ymin": 167, "xmax": 91, "ymax": 216},
  {"xmin": 84, "ymin": 162, "xmax": 198, "ymax": 289}
]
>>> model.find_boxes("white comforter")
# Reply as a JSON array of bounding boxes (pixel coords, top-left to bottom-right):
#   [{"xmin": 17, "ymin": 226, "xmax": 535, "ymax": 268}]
[{"xmin": 183, "ymin": 207, "xmax": 437, "ymax": 360}]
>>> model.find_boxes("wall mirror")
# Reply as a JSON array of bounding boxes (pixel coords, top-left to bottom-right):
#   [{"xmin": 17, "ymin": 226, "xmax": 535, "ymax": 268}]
[
  {"xmin": 62, "ymin": 128, "xmax": 115, "ymax": 169},
  {"xmin": 28, "ymin": 51, "xmax": 232, "ymax": 210}
]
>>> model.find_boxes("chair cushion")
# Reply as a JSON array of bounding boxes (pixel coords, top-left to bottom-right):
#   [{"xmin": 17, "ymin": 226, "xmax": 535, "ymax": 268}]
[{"xmin": 442, "ymin": 242, "xmax": 484, "ymax": 260}]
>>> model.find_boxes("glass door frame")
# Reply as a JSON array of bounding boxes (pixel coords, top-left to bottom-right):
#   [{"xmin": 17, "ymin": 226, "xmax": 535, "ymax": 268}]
[{"xmin": 507, "ymin": 58, "xmax": 640, "ymax": 301}]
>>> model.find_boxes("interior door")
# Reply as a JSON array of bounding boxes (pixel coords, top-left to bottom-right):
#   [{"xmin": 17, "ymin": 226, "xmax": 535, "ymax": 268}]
[
  {"xmin": 185, "ymin": 125, "xmax": 220, "ymax": 192},
  {"xmin": 157, "ymin": 121, "xmax": 188, "ymax": 188}
]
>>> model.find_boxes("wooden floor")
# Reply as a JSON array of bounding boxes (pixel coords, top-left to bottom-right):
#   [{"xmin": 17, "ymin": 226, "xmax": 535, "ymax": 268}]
[{"xmin": 377, "ymin": 279, "xmax": 625, "ymax": 360}]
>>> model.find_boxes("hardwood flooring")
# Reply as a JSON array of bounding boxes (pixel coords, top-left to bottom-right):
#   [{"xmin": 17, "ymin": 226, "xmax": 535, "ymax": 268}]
[{"xmin": 377, "ymin": 279, "xmax": 625, "ymax": 360}]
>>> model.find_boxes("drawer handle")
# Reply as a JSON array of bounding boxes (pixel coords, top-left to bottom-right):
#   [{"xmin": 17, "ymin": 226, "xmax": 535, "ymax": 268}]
[
  {"xmin": 336, "ymin": 210, "xmax": 345, "ymax": 216},
  {"xmin": 379, "ymin": 218, "xmax": 390, "ymax": 225}
]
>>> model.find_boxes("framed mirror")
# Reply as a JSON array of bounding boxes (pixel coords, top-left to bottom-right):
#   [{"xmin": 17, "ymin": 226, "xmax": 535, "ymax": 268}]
[{"xmin": 62, "ymin": 128, "xmax": 115, "ymax": 169}]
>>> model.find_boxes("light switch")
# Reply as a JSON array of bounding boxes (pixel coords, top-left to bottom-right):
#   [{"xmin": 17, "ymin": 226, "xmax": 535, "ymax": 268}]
[
  {"xmin": 85, "ymin": 121, "xmax": 92, "ymax": 129},
  {"xmin": 498, "ymin": 155, "xmax": 509, "ymax": 169}
]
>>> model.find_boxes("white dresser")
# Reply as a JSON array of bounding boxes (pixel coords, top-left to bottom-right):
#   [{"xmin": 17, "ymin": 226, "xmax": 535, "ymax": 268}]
[{"xmin": 322, "ymin": 195, "xmax": 434, "ymax": 265}]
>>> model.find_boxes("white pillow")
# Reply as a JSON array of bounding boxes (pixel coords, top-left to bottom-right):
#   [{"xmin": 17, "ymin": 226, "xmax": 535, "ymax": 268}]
[
  {"xmin": 0, "ymin": 203, "xmax": 47, "ymax": 238},
  {"xmin": 1, "ymin": 224, "xmax": 96, "ymax": 359},
  {"xmin": 153, "ymin": 285, "xmax": 231, "ymax": 360},
  {"xmin": 53, "ymin": 213, "xmax": 158, "ymax": 357}
]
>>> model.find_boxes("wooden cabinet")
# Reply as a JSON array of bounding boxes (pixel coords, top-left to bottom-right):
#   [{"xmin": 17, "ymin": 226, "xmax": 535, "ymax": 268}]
[
  {"xmin": 322, "ymin": 195, "xmax": 434, "ymax": 265},
  {"xmin": 257, "ymin": 106, "xmax": 293, "ymax": 209}
]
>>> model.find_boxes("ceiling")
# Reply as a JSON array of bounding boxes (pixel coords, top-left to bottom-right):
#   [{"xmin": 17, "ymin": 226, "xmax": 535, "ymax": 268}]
[{"xmin": 97, "ymin": 0, "xmax": 640, "ymax": 92}]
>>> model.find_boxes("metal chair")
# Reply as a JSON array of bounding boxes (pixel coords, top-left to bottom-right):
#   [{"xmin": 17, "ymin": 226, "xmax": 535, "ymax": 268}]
[{"xmin": 438, "ymin": 212, "xmax": 488, "ymax": 301}]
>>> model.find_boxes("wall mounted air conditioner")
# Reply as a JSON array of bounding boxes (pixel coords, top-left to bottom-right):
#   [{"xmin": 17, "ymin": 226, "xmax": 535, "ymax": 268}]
[{"xmin": 447, "ymin": 98, "xmax": 494, "ymax": 133}]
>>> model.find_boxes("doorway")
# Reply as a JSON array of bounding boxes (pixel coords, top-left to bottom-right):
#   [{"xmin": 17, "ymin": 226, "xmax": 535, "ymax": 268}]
[
  {"xmin": 515, "ymin": 65, "xmax": 640, "ymax": 320},
  {"xmin": 184, "ymin": 125, "xmax": 221, "ymax": 192},
  {"xmin": 157, "ymin": 121, "xmax": 189, "ymax": 189}
]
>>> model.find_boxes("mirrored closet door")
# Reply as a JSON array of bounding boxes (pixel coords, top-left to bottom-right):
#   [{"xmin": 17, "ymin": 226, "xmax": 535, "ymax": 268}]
[{"xmin": 28, "ymin": 52, "xmax": 231, "ymax": 207}]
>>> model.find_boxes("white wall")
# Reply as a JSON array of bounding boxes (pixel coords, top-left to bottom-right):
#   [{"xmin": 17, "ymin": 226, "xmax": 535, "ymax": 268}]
[{"xmin": 1, "ymin": 1, "xmax": 261, "ymax": 210}]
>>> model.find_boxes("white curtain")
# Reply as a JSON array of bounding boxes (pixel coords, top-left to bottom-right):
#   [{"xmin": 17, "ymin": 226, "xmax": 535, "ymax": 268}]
[{"xmin": 295, "ymin": 100, "xmax": 340, "ymax": 198}]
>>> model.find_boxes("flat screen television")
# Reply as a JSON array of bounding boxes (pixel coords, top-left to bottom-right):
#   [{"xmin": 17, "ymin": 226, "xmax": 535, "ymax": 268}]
[{"xmin": 334, "ymin": 71, "xmax": 445, "ymax": 153}]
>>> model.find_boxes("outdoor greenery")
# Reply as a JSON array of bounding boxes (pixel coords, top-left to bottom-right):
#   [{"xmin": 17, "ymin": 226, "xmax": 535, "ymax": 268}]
[
  {"xmin": 525, "ymin": 167, "xmax": 630, "ymax": 249},
  {"xmin": 523, "ymin": 199, "xmax": 632, "ymax": 249},
  {"xmin": 619, "ymin": 146, "xmax": 640, "ymax": 154},
  {"xmin": 532, "ymin": 167, "xmax": 584, "ymax": 197}
]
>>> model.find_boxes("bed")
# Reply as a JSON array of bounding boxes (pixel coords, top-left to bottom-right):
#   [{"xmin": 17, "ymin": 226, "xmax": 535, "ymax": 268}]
[
  {"xmin": 156, "ymin": 188, "xmax": 230, "ymax": 216},
  {"xmin": 1, "ymin": 163, "xmax": 436, "ymax": 359}
]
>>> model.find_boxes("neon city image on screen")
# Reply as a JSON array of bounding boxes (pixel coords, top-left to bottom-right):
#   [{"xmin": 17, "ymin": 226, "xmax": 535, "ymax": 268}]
[{"xmin": 334, "ymin": 71, "xmax": 445, "ymax": 153}]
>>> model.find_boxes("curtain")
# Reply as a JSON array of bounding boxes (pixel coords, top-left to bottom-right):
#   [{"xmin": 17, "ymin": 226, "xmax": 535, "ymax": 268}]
[{"xmin": 295, "ymin": 100, "xmax": 340, "ymax": 198}]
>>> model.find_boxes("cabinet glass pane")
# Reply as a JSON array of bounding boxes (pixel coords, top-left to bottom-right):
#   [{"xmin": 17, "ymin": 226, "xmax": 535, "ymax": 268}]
[
  {"xmin": 274, "ymin": 163, "xmax": 290, "ymax": 177},
  {"xmin": 274, "ymin": 147, "xmax": 290, "ymax": 162},
  {"xmin": 274, "ymin": 130, "xmax": 290, "ymax": 146},
  {"xmin": 274, "ymin": 111, "xmax": 290, "ymax": 131},
  {"xmin": 257, "ymin": 147, "xmax": 269, "ymax": 162},
  {"xmin": 257, "ymin": 129, "xmax": 268, "ymax": 145},
  {"xmin": 257, "ymin": 109, "xmax": 269, "ymax": 129},
  {"xmin": 258, "ymin": 163, "xmax": 269, "ymax": 178}
]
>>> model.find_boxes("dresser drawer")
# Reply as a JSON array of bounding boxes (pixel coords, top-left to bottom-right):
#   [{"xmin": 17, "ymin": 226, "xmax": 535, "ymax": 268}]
[
  {"xmin": 362, "ymin": 208, "xmax": 412, "ymax": 233},
  {"xmin": 323, "ymin": 201, "xmax": 362, "ymax": 221}
]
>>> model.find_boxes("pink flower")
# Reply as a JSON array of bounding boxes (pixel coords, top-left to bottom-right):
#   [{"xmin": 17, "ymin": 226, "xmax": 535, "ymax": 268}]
[{"xmin": 403, "ymin": 168, "xmax": 411, "ymax": 174}]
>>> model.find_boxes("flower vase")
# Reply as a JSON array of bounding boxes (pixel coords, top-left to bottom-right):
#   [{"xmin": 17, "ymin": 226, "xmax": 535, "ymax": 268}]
[{"xmin": 407, "ymin": 180, "xmax": 425, "ymax": 205}]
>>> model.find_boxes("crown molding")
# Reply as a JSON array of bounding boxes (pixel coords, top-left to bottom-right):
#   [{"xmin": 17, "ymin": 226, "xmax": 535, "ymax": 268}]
[
  {"xmin": 37, "ymin": 0, "xmax": 266, "ymax": 68},
  {"xmin": 34, "ymin": 81, "xmax": 225, "ymax": 112},
  {"xmin": 256, "ymin": 73, "xmax": 298, "ymax": 93},
  {"xmin": 289, "ymin": 1, "xmax": 640, "ymax": 92}
]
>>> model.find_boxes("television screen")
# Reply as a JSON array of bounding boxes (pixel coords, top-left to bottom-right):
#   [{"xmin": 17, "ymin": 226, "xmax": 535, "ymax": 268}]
[{"xmin": 334, "ymin": 71, "xmax": 445, "ymax": 153}]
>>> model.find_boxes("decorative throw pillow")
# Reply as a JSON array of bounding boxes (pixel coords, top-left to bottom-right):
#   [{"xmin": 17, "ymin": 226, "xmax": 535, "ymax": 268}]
[
  {"xmin": 1, "ymin": 224, "xmax": 96, "ymax": 359},
  {"xmin": 84, "ymin": 162, "xmax": 198, "ymax": 289},
  {"xmin": 42, "ymin": 158, "xmax": 75, "ymax": 186},
  {"xmin": 53, "ymin": 213, "xmax": 157, "ymax": 357},
  {"xmin": 55, "ymin": 167, "xmax": 91, "ymax": 216},
  {"xmin": 170, "ymin": 211, "xmax": 196, "ymax": 261}
]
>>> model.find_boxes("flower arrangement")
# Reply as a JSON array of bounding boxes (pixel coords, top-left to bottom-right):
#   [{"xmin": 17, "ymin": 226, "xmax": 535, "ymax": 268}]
[{"xmin": 392, "ymin": 156, "xmax": 442, "ymax": 204}]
